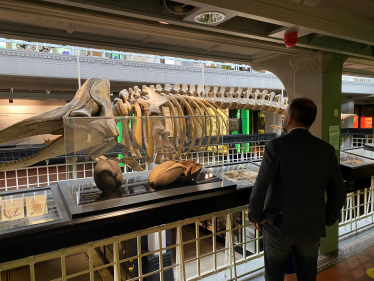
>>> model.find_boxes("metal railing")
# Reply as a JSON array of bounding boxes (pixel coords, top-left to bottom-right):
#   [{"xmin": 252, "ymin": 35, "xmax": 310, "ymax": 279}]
[
  {"xmin": 0, "ymin": 206, "xmax": 264, "ymax": 281},
  {"xmin": 352, "ymin": 136, "xmax": 374, "ymax": 147},
  {"xmin": 339, "ymin": 183, "xmax": 374, "ymax": 237}
]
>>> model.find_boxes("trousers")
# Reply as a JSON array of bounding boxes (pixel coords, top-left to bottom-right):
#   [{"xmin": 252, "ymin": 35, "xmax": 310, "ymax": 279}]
[{"xmin": 263, "ymin": 222, "xmax": 320, "ymax": 281}]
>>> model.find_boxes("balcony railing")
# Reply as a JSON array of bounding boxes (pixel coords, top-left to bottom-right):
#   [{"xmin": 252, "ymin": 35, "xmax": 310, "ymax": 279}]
[{"xmin": 0, "ymin": 38, "xmax": 258, "ymax": 73}]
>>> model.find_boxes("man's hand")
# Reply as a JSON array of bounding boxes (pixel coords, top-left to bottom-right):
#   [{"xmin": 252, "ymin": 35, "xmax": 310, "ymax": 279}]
[
  {"xmin": 253, "ymin": 219, "xmax": 267, "ymax": 231},
  {"xmin": 254, "ymin": 223, "xmax": 262, "ymax": 230}
]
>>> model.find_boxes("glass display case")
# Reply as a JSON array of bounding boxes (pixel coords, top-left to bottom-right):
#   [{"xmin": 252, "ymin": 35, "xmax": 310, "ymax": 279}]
[
  {"xmin": 344, "ymin": 147, "xmax": 374, "ymax": 160},
  {"xmin": 61, "ymin": 115, "xmax": 237, "ymax": 218},
  {"xmin": 0, "ymin": 186, "xmax": 69, "ymax": 235},
  {"xmin": 206, "ymin": 161, "xmax": 260, "ymax": 187},
  {"xmin": 340, "ymin": 152, "xmax": 374, "ymax": 167},
  {"xmin": 340, "ymin": 151, "xmax": 374, "ymax": 192}
]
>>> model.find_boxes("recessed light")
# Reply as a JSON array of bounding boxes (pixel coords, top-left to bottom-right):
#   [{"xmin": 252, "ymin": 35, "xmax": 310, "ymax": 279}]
[
  {"xmin": 159, "ymin": 21, "xmax": 169, "ymax": 24},
  {"xmin": 194, "ymin": 12, "xmax": 226, "ymax": 25}
]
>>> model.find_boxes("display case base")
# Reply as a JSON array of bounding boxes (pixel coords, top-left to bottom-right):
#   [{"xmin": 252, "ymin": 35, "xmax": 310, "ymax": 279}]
[{"xmin": 58, "ymin": 173, "xmax": 236, "ymax": 219}]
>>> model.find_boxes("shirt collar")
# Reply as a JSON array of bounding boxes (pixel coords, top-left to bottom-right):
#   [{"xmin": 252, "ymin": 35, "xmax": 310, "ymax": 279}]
[{"xmin": 288, "ymin": 127, "xmax": 308, "ymax": 133}]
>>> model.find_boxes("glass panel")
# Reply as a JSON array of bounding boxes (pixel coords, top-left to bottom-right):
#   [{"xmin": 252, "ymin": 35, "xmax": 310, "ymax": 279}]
[
  {"xmin": 345, "ymin": 148, "xmax": 374, "ymax": 160},
  {"xmin": 64, "ymin": 115, "xmax": 224, "ymax": 205},
  {"xmin": 205, "ymin": 162, "xmax": 259, "ymax": 187},
  {"xmin": 340, "ymin": 152, "xmax": 374, "ymax": 166}
]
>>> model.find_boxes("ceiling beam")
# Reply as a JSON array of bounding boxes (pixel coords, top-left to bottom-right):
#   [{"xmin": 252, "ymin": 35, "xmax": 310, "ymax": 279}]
[{"xmin": 180, "ymin": 0, "xmax": 374, "ymax": 45}]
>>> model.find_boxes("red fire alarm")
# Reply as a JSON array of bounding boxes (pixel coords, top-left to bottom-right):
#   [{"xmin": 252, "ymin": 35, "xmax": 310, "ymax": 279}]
[{"xmin": 284, "ymin": 28, "xmax": 298, "ymax": 47}]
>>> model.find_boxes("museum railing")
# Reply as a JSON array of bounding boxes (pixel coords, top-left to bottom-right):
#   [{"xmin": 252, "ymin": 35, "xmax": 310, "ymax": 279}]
[
  {"xmin": 0, "ymin": 205, "xmax": 264, "ymax": 281},
  {"xmin": 339, "ymin": 183, "xmax": 374, "ymax": 237}
]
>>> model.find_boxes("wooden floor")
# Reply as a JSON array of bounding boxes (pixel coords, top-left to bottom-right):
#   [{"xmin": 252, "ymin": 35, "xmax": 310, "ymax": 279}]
[{"xmin": 317, "ymin": 246, "xmax": 374, "ymax": 281}]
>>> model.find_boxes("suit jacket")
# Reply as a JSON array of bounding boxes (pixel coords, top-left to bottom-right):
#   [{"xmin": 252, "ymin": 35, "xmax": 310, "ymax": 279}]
[{"xmin": 248, "ymin": 128, "xmax": 346, "ymax": 238}]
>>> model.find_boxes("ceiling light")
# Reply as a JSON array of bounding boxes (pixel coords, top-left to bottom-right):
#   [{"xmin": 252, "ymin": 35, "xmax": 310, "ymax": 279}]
[
  {"xmin": 159, "ymin": 21, "xmax": 169, "ymax": 24},
  {"xmin": 194, "ymin": 12, "xmax": 226, "ymax": 25}
]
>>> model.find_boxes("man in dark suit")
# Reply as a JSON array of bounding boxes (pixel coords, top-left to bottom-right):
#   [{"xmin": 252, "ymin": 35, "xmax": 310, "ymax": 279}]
[{"xmin": 248, "ymin": 98, "xmax": 346, "ymax": 281}]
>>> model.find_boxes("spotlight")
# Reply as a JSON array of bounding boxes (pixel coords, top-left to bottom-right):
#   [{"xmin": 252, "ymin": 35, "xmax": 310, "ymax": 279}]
[
  {"xmin": 194, "ymin": 12, "xmax": 226, "ymax": 25},
  {"xmin": 46, "ymin": 90, "xmax": 51, "ymax": 94},
  {"xmin": 159, "ymin": 21, "xmax": 169, "ymax": 24}
]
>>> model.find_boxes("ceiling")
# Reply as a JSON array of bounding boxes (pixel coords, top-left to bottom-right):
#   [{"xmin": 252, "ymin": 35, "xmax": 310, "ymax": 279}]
[{"xmin": 0, "ymin": 0, "xmax": 373, "ymax": 78}]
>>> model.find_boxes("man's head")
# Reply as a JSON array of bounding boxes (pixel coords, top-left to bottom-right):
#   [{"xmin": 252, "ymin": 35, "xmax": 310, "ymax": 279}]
[{"xmin": 282, "ymin": 98, "xmax": 317, "ymax": 133}]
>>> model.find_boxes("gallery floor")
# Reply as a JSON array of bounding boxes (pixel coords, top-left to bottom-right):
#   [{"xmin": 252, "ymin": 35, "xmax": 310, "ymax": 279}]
[{"xmin": 242, "ymin": 225, "xmax": 374, "ymax": 281}]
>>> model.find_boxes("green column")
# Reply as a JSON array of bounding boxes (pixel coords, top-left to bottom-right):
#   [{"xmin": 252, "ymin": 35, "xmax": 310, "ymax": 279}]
[
  {"xmin": 241, "ymin": 109, "xmax": 250, "ymax": 153},
  {"xmin": 290, "ymin": 52, "xmax": 348, "ymax": 255}
]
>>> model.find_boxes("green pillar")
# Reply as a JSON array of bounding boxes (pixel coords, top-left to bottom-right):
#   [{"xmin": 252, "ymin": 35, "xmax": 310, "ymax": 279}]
[
  {"xmin": 241, "ymin": 109, "xmax": 250, "ymax": 153},
  {"xmin": 290, "ymin": 52, "xmax": 348, "ymax": 254}
]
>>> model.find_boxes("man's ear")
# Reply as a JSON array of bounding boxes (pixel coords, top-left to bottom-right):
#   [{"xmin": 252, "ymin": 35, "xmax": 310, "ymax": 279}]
[{"xmin": 287, "ymin": 114, "xmax": 293, "ymax": 125}]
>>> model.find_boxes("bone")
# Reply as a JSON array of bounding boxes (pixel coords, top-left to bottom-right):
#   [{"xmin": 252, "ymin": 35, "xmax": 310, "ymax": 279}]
[
  {"xmin": 181, "ymin": 84, "xmax": 189, "ymax": 95},
  {"xmin": 259, "ymin": 90, "xmax": 270, "ymax": 111},
  {"xmin": 164, "ymin": 84, "xmax": 172, "ymax": 94},
  {"xmin": 133, "ymin": 86, "xmax": 142, "ymax": 97},
  {"xmin": 235, "ymin": 87, "xmax": 246, "ymax": 110},
  {"xmin": 173, "ymin": 83, "xmax": 181, "ymax": 94},
  {"xmin": 213, "ymin": 86, "xmax": 224, "ymax": 107},
  {"xmin": 251, "ymin": 90, "xmax": 262, "ymax": 111},
  {"xmin": 189, "ymin": 97, "xmax": 214, "ymax": 149},
  {"xmin": 264, "ymin": 92, "xmax": 276, "ymax": 112},
  {"xmin": 228, "ymin": 87, "xmax": 238, "ymax": 110},
  {"xmin": 87, "ymin": 79, "xmax": 118, "ymax": 138},
  {"xmin": 278, "ymin": 97, "xmax": 288, "ymax": 114},
  {"xmin": 273, "ymin": 95, "xmax": 283, "ymax": 114},
  {"xmin": 155, "ymin": 84, "xmax": 163, "ymax": 94},
  {"xmin": 196, "ymin": 85, "xmax": 203, "ymax": 98},
  {"xmin": 0, "ymin": 77, "xmax": 286, "ymax": 173},
  {"xmin": 220, "ymin": 88, "xmax": 230, "ymax": 110},
  {"xmin": 149, "ymin": 85, "xmax": 156, "ymax": 91},
  {"xmin": 204, "ymin": 85, "xmax": 211, "ymax": 98},
  {"xmin": 0, "ymin": 78, "xmax": 98, "ymax": 144},
  {"xmin": 167, "ymin": 95, "xmax": 187, "ymax": 156},
  {"xmin": 188, "ymin": 84, "xmax": 196, "ymax": 96},
  {"xmin": 182, "ymin": 96, "xmax": 206, "ymax": 152},
  {"xmin": 341, "ymin": 113, "xmax": 357, "ymax": 121},
  {"xmin": 133, "ymin": 102, "xmax": 143, "ymax": 149}
]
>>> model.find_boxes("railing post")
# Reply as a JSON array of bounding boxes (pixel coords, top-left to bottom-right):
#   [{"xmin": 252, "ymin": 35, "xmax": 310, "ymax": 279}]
[{"xmin": 113, "ymin": 237, "xmax": 121, "ymax": 281}]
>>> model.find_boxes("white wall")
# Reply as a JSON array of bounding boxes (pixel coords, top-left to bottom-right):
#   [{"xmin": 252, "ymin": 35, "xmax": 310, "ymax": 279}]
[{"xmin": 0, "ymin": 99, "xmax": 66, "ymax": 145}]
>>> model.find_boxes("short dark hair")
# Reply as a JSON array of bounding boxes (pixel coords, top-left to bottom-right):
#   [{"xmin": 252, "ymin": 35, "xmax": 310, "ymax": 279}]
[{"xmin": 288, "ymin": 98, "xmax": 317, "ymax": 127}]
